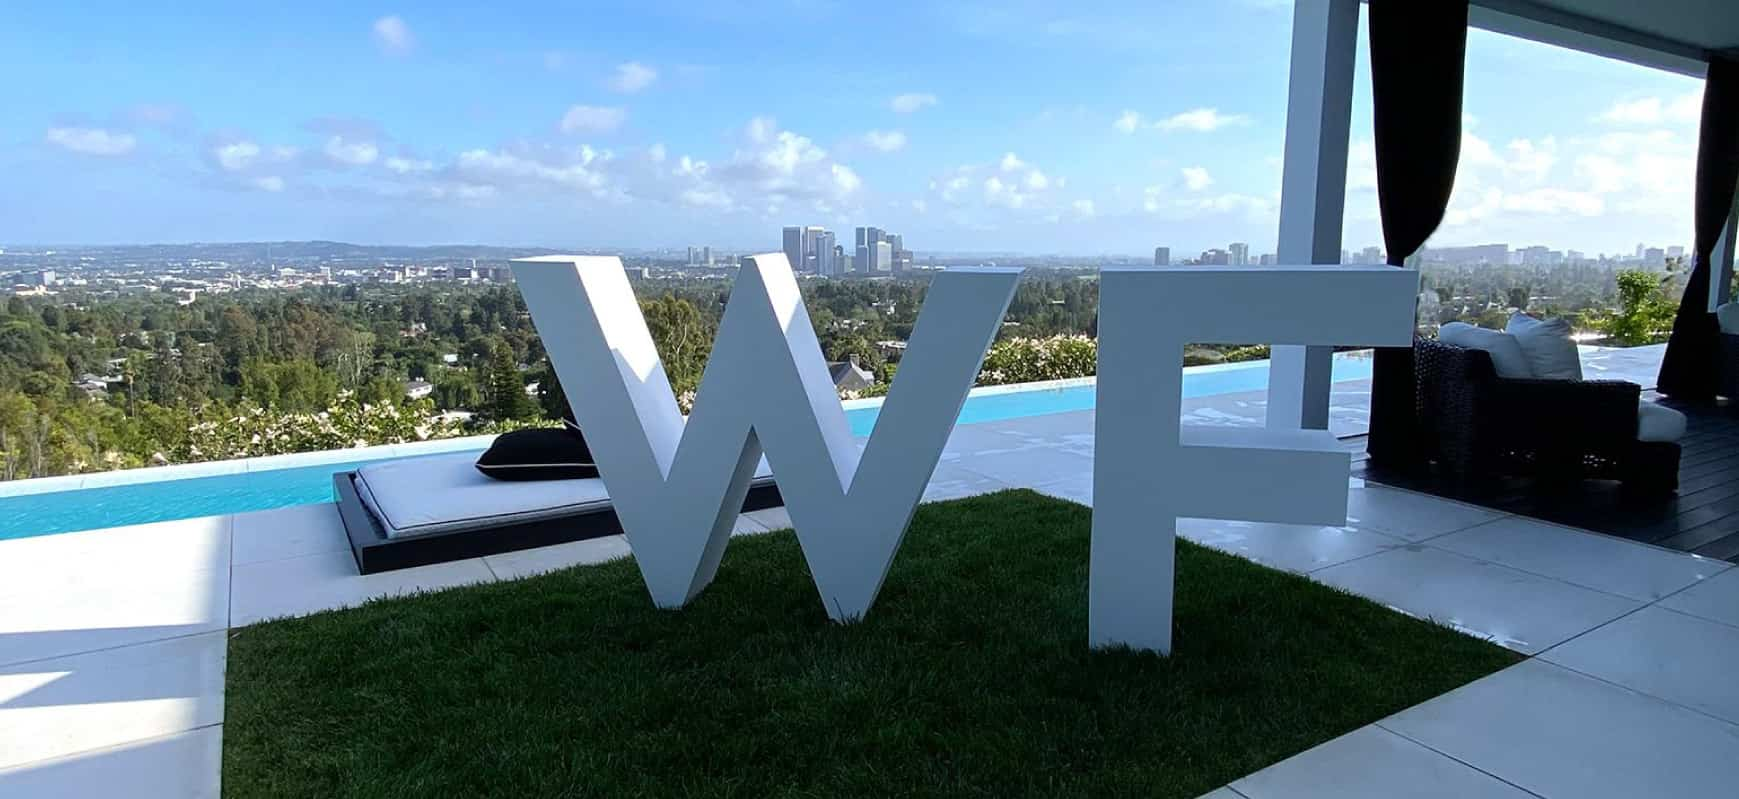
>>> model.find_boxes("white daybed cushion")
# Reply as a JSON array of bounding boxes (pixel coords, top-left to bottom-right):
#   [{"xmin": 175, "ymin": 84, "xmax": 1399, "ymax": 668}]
[
  {"xmin": 355, "ymin": 451, "xmax": 774, "ymax": 539},
  {"xmin": 1637, "ymin": 401, "xmax": 1687, "ymax": 443},
  {"xmin": 1717, "ymin": 302, "xmax": 1739, "ymax": 335},
  {"xmin": 1506, "ymin": 313, "xmax": 1583, "ymax": 381},
  {"xmin": 1438, "ymin": 322, "xmax": 1533, "ymax": 378}
]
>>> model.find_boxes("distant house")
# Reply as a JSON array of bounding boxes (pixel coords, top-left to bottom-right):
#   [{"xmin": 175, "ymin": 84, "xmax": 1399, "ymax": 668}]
[
  {"xmin": 875, "ymin": 340, "xmax": 907, "ymax": 358},
  {"xmin": 73, "ymin": 376, "xmax": 110, "ymax": 401},
  {"xmin": 441, "ymin": 353, "xmax": 460, "ymax": 366},
  {"xmin": 403, "ymin": 379, "xmax": 434, "ymax": 400},
  {"xmin": 827, "ymin": 358, "xmax": 875, "ymax": 393}
]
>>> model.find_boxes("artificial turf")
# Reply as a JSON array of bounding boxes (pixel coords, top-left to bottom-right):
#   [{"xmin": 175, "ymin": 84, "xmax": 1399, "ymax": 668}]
[{"xmin": 223, "ymin": 489, "xmax": 1520, "ymax": 798}]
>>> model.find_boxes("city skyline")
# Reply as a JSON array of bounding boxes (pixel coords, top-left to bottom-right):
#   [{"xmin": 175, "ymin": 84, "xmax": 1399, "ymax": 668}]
[{"xmin": 2, "ymin": 1, "xmax": 1705, "ymax": 255}]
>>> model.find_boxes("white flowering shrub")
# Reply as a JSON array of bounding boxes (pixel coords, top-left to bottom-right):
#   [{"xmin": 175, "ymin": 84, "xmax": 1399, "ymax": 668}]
[
  {"xmin": 183, "ymin": 397, "xmax": 461, "ymax": 461},
  {"xmin": 977, "ymin": 335, "xmax": 1098, "ymax": 386}
]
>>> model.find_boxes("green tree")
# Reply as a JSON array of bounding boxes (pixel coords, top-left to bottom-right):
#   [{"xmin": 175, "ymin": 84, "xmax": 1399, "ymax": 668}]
[
  {"xmin": 485, "ymin": 346, "xmax": 531, "ymax": 421},
  {"xmin": 433, "ymin": 371, "xmax": 480, "ymax": 411},
  {"xmin": 641, "ymin": 295, "xmax": 714, "ymax": 394},
  {"xmin": 1601, "ymin": 270, "xmax": 1677, "ymax": 346},
  {"xmin": 1506, "ymin": 287, "xmax": 1530, "ymax": 311},
  {"xmin": 240, "ymin": 359, "xmax": 340, "ymax": 412}
]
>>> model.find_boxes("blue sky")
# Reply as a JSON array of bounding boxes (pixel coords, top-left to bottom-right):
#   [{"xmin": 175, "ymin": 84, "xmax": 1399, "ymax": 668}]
[{"xmin": 0, "ymin": 0, "xmax": 1705, "ymax": 256}]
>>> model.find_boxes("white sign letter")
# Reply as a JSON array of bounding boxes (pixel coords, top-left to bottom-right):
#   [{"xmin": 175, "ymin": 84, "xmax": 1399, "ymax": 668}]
[
  {"xmin": 512, "ymin": 255, "xmax": 1021, "ymax": 621},
  {"xmin": 1092, "ymin": 266, "xmax": 1419, "ymax": 654}
]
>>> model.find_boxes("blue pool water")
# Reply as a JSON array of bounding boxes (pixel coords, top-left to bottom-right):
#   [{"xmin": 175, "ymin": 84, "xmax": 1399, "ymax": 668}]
[{"xmin": 0, "ymin": 353, "xmax": 1373, "ymax": 539}]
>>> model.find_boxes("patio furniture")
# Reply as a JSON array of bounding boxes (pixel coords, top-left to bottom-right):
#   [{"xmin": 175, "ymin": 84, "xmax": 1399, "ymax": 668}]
[
  {"xmin": 334, "ymin": 451, "xmax": 784, "ymax": 574},
  {"xmin": 1413, "ymin": 336, "xmax": 1681, "ymax": 495},
  {"xmin": 1717, "ymin": 302, "xmax": 1739, "ymax": 400}
]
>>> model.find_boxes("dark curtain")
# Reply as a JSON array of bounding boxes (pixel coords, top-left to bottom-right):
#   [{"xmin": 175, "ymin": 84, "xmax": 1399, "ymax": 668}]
[
  {"xmin": 1657, "ymin": 57, "xmax": 1739, "ymax": 401},
  {"xmin": 1364, "ymin": 0, "xmax": 1469, "ymax": 465}
]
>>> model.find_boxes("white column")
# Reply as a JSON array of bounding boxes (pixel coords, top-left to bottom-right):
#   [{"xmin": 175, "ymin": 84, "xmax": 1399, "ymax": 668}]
[
  {"xmin": 1708, "ymin": 195, "xmax": 1738, "ymax": 312},
  {"xmin": 1268, "ymin": 0, "xmax": 1360, "ymax": 430}
]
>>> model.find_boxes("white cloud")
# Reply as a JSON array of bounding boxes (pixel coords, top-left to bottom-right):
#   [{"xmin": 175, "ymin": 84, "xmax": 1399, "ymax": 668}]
[
  {"xmin": 560, "ymin": 105, "xmax": 627, "ymax": 134},
  {"xmin": 1596, "ymin": 92, "xmax": 1700, "ymax": 126},
  {"xmin": 930, "ymin": 153, "xmax": 1062, "ymax": 216},
  {"xmin": 1142, "ymin": 183, "xmax": 1277, "ymax": 222},
  {"xmin": 641, "ymin": 117, "xmax": 866, "ymax": 214},
  {"xmin": 372, "ymin": 16, "xmax": 413, "ymax": 55},
  {"xmin": 324, "ymin": 135, "xmax": 379, "ymax": 166},
  {"xmin": 1114, "ymin": 110, "xmax": 1142, "ymax": 134},
  {"xmin": 252, "ymin": 176, "xmax": 285, "ymax": 192},
  {"xmin": 452, "ymin": 145, "xmax": 612, "ymax": 196},
  {"xmin": 890, "ymin": 93, "xmax": 939, "ymax": 113},
  {"xmin": 384, "ymin": 156, "xmax": 434, "ymax": 174},
  {"xmin": 1181, "ymin": 166, "xmax": 1213, "ymax": 191},
  {"xmin": 1376, "ymin": 124, "xmax": 1696, "ymax": 249},
  {"xmin": 831, "ymin": 164, "xmax": 862, "ymax": 193},
  {"xmin": 45, "ymin": 126, "xmax": 137, "ymax": 156},
  {"xmin": 862, "ymin": 129, "xmax": 907, "ymax": 152},
  {"xmin": 1071, "ymin": 199, "xmax": 1097, "ymax": 218},
  {"xmin": 1155, "ymin": 107, "xmax": 1250, "ymax": 132},
  {"xmin": 607, "ymin": 62, "xmax": 658, "ymax": 93},
  {"xmin": 214, "ymin": 140, "xmax": 261, "ymax": 171}
]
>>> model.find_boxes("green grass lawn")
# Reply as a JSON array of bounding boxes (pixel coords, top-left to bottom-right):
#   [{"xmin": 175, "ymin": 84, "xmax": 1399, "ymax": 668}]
[{"xmin": 224, "ymin": 489, "xmax": 1519, "ymax": 798}]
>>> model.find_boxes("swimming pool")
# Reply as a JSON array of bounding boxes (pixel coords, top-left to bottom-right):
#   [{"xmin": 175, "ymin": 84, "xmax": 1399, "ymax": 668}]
[{"xmin": 0, "ymin": 353, "xmax": 1373, "ymax": 539}]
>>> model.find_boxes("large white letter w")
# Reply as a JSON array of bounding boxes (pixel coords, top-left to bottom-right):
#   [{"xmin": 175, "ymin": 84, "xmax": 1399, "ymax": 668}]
[{"xmin": 512, "ymin": 255, "xmax": 1020, "ymax": 621}]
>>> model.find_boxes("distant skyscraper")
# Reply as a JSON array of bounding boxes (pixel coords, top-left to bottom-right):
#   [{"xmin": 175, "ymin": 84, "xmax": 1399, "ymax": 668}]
[
  {"xmin": 1153, "ymin": 246, "xmax": 1170, "ymax": 266},
  {"xmin": 1199, "ymin": 248, "xmax": 1230, "ymax": 265},
  {"xmin": 783, "ymin": 227, "xmax": 804, "ymax": 271},
  {"xmin": 813, "ymin": 230, "xmax": 838, "ymax": 276},
  {"xmin": 803, "ymin": 226, "xmax": 826, "ymax": 272},
  {"xmin": 1228, "ymin": 242, "xmax": 1249, "ymax": 266},
  {"xmin": 782, "ymin": 226, "xmax": 837, "ymax": 272},
  {"xmin": 855, "ymin": 226, "xmax": 883, "ymax": 273},
  {"xmin": 703, "ymin": 246, "xmax": 713, "ymax": 266},
  {"xmin": 1258, "ymin": 254, "xmax": 1277, "ymax": 266},
  {"xmin": 1667, "ymin": 245, "xmax": 1686, "ymax": 259},
  {"xmin": 874, "ymin": 241, "xmax": 892, "ymax": 272}
]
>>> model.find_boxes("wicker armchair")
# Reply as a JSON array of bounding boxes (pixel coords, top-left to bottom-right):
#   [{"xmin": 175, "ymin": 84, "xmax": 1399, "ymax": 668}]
[
  {"xmin": 1413, "ymin": 337, "xmax": 1679, "ymax": 494},
  {"xmin": 1721, "ymin": 333, "xmax": 1739, "ymax": 400}
]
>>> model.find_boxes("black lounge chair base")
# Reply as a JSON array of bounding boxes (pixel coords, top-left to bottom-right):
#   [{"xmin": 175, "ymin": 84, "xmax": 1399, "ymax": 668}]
[{"xmin": 334, "ymin": 468, "xmax": 784, "ymax": 575}]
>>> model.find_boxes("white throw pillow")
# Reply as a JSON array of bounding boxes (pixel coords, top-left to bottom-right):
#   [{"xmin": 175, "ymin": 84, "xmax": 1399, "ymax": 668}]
[
  {"xmin": 1717, "ymin": 302, "xmax": 1739, "ymax": 335},
  {"xmin": 1438, "ymin": 322, "xmax": 1533, "ymax": 378},
  {"xmin": 1506, "ymin": 313, "xmax": 1583, "ymax": 381},
  {"xmin": 1637, "ymin": 401, "xmax": 1686, "ymax": 443}
]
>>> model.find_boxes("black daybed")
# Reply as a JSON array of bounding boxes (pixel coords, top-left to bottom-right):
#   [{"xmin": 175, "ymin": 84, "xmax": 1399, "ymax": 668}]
[{"xmin": 334, "ymin": 451, "xmax": 784, "ymax": 574}]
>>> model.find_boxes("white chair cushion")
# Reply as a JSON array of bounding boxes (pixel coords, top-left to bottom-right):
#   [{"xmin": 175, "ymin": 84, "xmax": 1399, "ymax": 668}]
[
  {"xmin": 1506, "ymin": 313, "xmax": 1583, "ymax": 381},
  {"xmin": 1717, "ymin": 302, "xmax": 1739, "ymax": 335},
  {"xmin": 1637, "ymin": 401, "xmax": 1687, "ymax": 443},
  {"xmin": 1439, "ymin": 322, "xmax": 1533, "ymax": 378}
]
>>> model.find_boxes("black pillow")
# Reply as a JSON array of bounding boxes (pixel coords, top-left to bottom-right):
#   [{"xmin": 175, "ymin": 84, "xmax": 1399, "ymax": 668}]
[{"xmin": 475, "ymin": 426, "xmax": 600, "ymax": 481}]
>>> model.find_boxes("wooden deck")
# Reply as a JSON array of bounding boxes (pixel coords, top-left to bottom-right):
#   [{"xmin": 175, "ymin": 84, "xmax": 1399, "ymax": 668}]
[{"xmin": 1352, "ymin": 396, "xmax": 1739, "ymax": 563}]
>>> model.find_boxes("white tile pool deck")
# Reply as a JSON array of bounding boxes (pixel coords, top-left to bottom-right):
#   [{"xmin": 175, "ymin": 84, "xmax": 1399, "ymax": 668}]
[{"xmin": 7, "ymin": 346, "xmax": 1738, "ymax": 797}]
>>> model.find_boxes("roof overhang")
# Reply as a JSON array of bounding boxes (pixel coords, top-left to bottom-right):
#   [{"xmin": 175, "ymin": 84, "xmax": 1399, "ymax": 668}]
[{"xmin": 1467, "ymin": 0, "xmax": 1739, "ymax": 77}]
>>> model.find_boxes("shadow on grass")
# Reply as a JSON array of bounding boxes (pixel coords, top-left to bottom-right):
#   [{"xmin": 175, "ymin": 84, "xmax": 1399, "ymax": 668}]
[{"xmin": 223, "ymin": 489, "xmax": 1520, "ymax": 798}]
